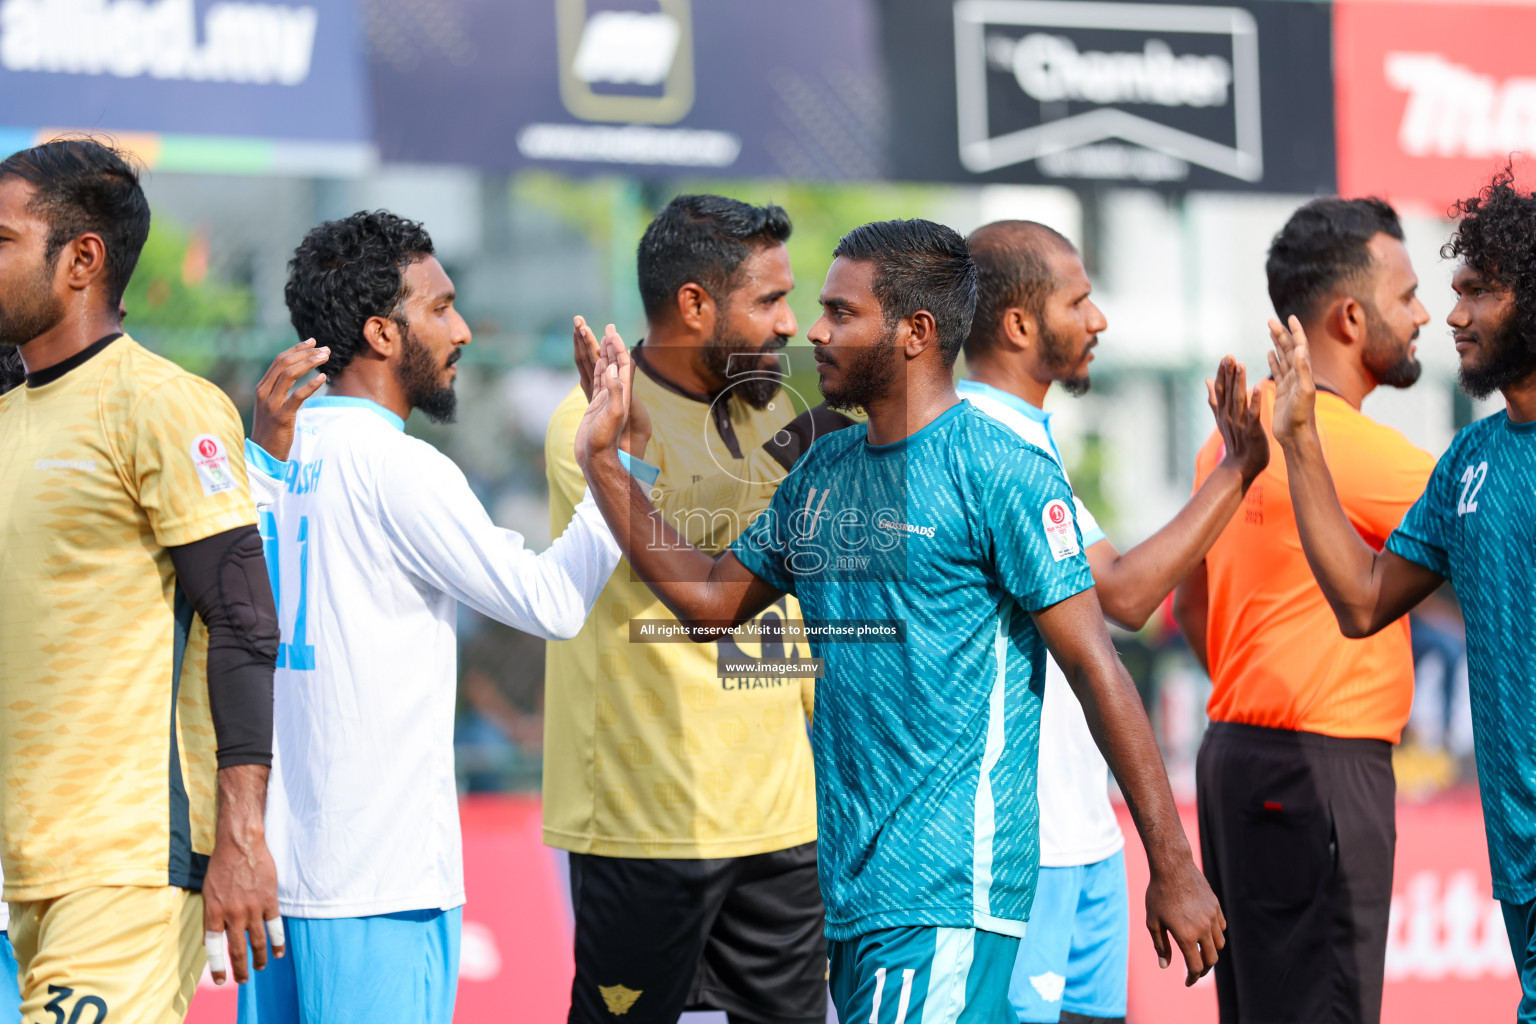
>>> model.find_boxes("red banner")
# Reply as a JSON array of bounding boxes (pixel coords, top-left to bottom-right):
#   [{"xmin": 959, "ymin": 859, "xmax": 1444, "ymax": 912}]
[
  {"xmin": 1121, "ymin": 793, "xmax": 1519, "ymax": 1024},
  {"xmin": 185, "ymin": 796, "xmax": 575, "ymax": 1024},
  {"xmin": 1334, "ymin": 0, "xmax": 1536, "ymax": 212},
  {"xmin": 183, "ymin": 793, "xmax": 1516, "ymax": 1022}
]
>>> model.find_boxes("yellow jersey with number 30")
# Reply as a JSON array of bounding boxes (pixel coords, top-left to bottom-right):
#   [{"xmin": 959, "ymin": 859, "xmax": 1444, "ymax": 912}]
[{"xmin": 0, "ymin": 336, "xmax": 256, "ymax": 901}]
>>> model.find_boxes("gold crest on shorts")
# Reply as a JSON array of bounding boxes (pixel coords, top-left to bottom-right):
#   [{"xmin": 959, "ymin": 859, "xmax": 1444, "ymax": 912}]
[{"xmin": 599, "ymin": 983, "xmax": 643, "ymax": 1015}]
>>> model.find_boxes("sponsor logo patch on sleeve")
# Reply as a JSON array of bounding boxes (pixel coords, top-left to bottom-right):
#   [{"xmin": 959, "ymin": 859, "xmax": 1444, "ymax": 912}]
[
  {"xmin": 1042, "ymin": 497, "xmax": 1080, "ymax": 561},
  {"xmin": 190, "ymin": 433, "xmax": 238, "ymax": 496}
]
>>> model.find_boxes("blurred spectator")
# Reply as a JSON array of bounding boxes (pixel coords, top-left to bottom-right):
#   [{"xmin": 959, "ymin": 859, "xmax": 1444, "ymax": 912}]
[
  {"xmin": 1395, "ymin": 586, "xmax": 1475, "ymax": 798},
  {"xmin": 454, "ymin": 619, "xmax": 547, "ymax": 792}
]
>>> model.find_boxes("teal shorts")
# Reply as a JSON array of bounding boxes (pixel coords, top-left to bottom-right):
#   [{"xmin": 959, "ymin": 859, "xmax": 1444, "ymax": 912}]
[{"xmin": 829, "ymin": 925, "xmax": 1021, "ymax": 1023}]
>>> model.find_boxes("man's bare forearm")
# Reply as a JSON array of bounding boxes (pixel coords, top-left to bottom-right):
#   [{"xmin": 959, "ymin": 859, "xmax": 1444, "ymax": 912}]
[
  {"xmin": 1094, "ymin": 461, "xmax": 1247, "ymax": 629},
  {"xmin": 1038, "ymin": 594, "xmax": 1191, "ymax": 874},
  {"xmin": 583, "ymin": 449, "xmax": 776, "ymax": 633},
  {"xmin": 1070, "ymin": 653, "xmax": 1191, "ymax": 874},
  {"xmin": 1277, "ymin": 426, "xmax": 1388, "ymax": 635},
  {"xmin": 216, "ymin": 764, "xmax": 269, "ymax": 849}
]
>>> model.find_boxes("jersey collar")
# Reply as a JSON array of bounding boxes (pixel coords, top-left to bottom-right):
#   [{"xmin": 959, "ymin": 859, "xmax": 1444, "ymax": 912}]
[
  {"xmin": 307, "ymin": 395, "xmax": 406, "ymax": 431},
  {"xmin": 956, "ymin": 378, "xmax": 1051, "ymax": 424},
  {"xmin": 632, "ymin": 339, "xmax": 746, "ymax": 458},
  {"xmin": 24, "ymin": 333, "xmax": 122, "ymax": 388}
]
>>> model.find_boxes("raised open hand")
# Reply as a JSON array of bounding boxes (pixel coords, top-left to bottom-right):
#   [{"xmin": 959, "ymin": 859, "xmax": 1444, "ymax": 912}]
[
  {"xmin": 574, "ymin": 315, "xmax": 650, "ymax": 455},
  {"xmin": 1207, "ymin": 355, "xmax": 1269, "ymax": 487},
  {"xmin": 1267, "ymin": 315, "xmax": 1317, "ymax": 446},
  {"xmin": 575, "ymin": 325, "xmax": 634, "ymax": 472}
]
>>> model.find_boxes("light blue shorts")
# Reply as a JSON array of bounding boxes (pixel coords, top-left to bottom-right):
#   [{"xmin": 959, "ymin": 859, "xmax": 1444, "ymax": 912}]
[
  {"xmin": 236, "ymin": 907, "xmax": 460, "ymax": 1024},
  {"xmin": 830, "ymin": 925, "xmax": 1021, "ymax": 1023},
  {"xmin": 0, "ymin": 931, "xmax": 18, "ymax": 1019},
  {"xmin": 1009, "ymin": 851, "xmax": 1128, "ymax": 1022}
]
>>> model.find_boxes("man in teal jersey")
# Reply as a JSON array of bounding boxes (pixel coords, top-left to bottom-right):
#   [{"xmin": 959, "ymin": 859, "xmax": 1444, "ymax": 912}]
[
  {"xmin": 1268, "ymin": 169, "xmax": 1536, "ymax": 1021},
  {"xmin": 571, "ymin": 219, "xmax": 1225, "ymax": 1022}
]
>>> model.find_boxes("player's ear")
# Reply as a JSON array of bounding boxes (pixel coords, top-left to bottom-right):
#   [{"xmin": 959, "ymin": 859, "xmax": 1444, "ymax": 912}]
[
  {"xmin": 361, "ymin": 315, "xmax": 397, "ymax": 359},
  {"xmin": 61, "ymin": 232, "xmax": 108, "ymax": 294},
  {"xmin": 903, "ymin": 309, "xmax": 938, "ymax": 359},
  {"xmin": 676, "ymin": 282, "xmax": 714, "ymax": 336},
  {"xmin": 1001, "ymin": 307, "xmax": 1036, "ymax": 352},
  {"xmin": 1335, "ymin": 297, "xmax": 1365, "ymax": 347}
]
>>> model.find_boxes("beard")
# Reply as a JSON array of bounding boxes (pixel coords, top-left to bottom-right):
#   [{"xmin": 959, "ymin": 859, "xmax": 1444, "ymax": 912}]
[
  {"xmin": 394, "ymin": 321, "xmax": 459, "ymax": 424},
  {"xmin": 818, "ymin": 324, "xmax": 900, "ymax": 413},
  {"xmin": 1362, "ymin": 304, "xmax": 1422, "ymax": 389},
  {"xmin": 701, "ymin": 327, "xmax": 785, "ymax": 409},
  {"xmin": 1458, "ymin": 309, "xmax": 1536, "ymax": 400},
  {"xmin": 1038, "ymin": 319, "xmax": 1092, "ymax": 397},
  {"xmin": 0, "ymin": 255, "xmax": 65, "ymax": 349}
]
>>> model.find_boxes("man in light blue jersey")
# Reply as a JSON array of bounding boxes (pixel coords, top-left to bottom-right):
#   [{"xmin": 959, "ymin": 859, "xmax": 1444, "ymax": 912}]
[
  {"xmin": 960, "ymin": 221, "xmax": 1267, "ymax": 1024},
  {"xmin": 235, "ymin": 212, "xmax": 643, "ymax": 1024},
  {"xmin": 571, "ymin": 219, "xmax": 1225, "ymax": 1022},
  {"xmin": 1268, "ymin": 169, "xmax": 1536, "ymax": 1021}
]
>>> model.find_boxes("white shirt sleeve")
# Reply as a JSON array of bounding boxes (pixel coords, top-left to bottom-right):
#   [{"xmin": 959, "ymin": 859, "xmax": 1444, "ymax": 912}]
[
  {"xmin": 244, "ymin": 439, "xmax": 287, "ymax": 511},
  {"xmin": 377, "ymin": 443, "xmax": 622, "ymax": 641},
  {"xmin": 1072, "ymin": 495, "xmax": 1108, "ymax": 549}
]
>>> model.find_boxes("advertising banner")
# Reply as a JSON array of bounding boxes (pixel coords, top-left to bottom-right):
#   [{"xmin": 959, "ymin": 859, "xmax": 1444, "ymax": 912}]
[
  {"xmin": 880, "ymin": 0, "xmax": 1336, "ymax": 192},
  {"xmin": 185, "ymin": 796, "xmax": 575, "ymax": 1024},
  {"xmin": 1334, "ymin": 0, "xmax": 1536, "ymax": 212},
  {"xmin": 0, "ymin": 0, "xmax": 372, "ymax": 173},
  {"xmin": 1119, "ymin": 795, "xmax": 1519, "ymax": 1024},
  {"xmin": 370, "ymin": 0, "xmax": 888, "ymax": 179}
]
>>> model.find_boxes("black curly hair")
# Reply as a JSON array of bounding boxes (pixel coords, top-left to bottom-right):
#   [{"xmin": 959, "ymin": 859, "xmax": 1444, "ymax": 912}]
[
  {"xmin": 285, "ymin": 210, "xmax": 435, "ymax": 380},
  {"xmin": 1441, "ymin": 167, "xmax": 1536, "ymax": 394}
]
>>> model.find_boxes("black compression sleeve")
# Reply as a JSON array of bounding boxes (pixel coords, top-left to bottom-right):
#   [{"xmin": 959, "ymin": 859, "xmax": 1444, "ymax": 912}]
[{"xmin": 167, "ymin": 526, "xmax": 278, "ymax": 769}]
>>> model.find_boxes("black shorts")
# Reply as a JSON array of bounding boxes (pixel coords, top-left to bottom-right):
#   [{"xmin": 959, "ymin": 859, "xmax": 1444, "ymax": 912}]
[
  {"xmin": 1197, "ymin": 722, "xmax": 1396, "ymax": 1024},
  {"xmin": 567, "ymin": 841, "xmax": 827, "ymax": 1024}
]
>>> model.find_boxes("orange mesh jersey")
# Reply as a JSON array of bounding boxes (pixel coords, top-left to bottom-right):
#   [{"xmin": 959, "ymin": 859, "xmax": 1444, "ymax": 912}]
[
  {"xmin": 0, "ymin": 338, "xmax": 256, "ymax": 900},
  {"xmin": 1193, "ymin": 380, "xmax": 1434, "ymax": 742}
]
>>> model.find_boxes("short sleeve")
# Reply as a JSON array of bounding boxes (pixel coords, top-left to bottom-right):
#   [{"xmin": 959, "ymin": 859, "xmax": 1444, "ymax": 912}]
[
  {"xmin": 1336, "ymin": 429, "xmax": 1436, "ymax": 547},
  {"xmin": 730, "ymin": 470, "xmax": 804, "ymax": 595},
  {"xmin": 1385, "ymin": 447, "xmax": 1455, "ymax": 578},
  {"xmin": 984, "ymin": 447, "xmax": 1096, "ymax": 611},
  {"xmin": 1073, "ymin": 495, "xmax": 1108, "ymax": 549},
  {"xmin": 244, "ymin": 439, "xmax": 287, "ymax": 511},
  {"xmin": 127, "ymin": 375, "xmax": 256, "ymax": 547}
]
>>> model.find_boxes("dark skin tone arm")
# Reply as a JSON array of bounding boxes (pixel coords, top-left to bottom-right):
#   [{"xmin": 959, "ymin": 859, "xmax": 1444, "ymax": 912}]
[
  {"xmin": 576, "ymin": 323, "xmax": 1225, "ymax": 984},
  {"xmin": 575, "ymin": 329, "xmax": 778, "ymax": 632},
  {"xmin": 203, "ymin": 765, "xmax": 281, "ymax": 984},
  {"xmin": 1086, "ymin": 358, "xmax": 1268, "ymax": 629},
  {"xmin": 251, "ymin": 338, "xmax": 330, "ymax": 461},
  {"xmin": 1268, "ymin": 315, "xmax": 1444, "ymax": 636},
  {"xmin": 1035, "ymin": 588, "xmax": 1226, "ymax": 982}
]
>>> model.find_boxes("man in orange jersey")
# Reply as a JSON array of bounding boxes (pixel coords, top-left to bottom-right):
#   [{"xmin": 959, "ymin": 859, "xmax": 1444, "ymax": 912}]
[{"xmin": 1174, "ymin": 197, "xmax": 1434, "ymax": 1024}]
